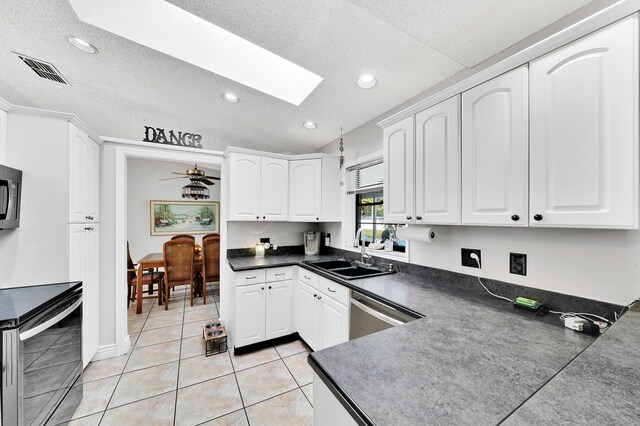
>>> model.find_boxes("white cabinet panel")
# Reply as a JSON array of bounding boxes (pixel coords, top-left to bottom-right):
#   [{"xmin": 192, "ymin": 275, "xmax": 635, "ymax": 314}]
[
  {"xmin": 265, "ymin": 280, "xmax": 293, "ymax": 340},
  {"xmin": 69, "ymin": 223, "xmax": 99, "ymax": 367},
  {"xmin": 0, "ymin": 109, "xmax": 7, "ymax": 163},
  {"xmin": 289, "ymin": 159, "xmax": 322, "ymax": 222},
  {"xmin": 318, "ymin": 295, "xmax": 349, "ymax": 350},
  {"xmin": 462, "ymin": 66, "xmax": 529, "ymax": 226},
  {"xmin": 68, "ymin": 123, "xmax": 99, "ymax": 223},
  {"xmin": 296, "ymin": 280, "xmax": 319, "ymax": 350},
  {"xmin": 260, "ymin": 157, "xmax": 289, "ymax": 221},
  {"xmin": 415, "ymin": 96, "xmax": 461, "ymax": 225},
  {"xmin": 235, "ymin": 283, "xmax": 266, "ymax": 347},
  {"xmin": 384, "ymin": 116, "xmax": 415, "ymax": 224},
  {"xmin": 229, "ymin": 153, "xmax": 262, "ymax": 221},
  {"xmin": 530, "ymin": 15, "xmax": 639, "ymax": 228}
]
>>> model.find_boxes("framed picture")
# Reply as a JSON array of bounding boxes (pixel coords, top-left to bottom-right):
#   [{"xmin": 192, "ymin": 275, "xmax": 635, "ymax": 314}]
[{"xmin": 150, "ymin": 200, "xmax": 219, "ymax": 236}]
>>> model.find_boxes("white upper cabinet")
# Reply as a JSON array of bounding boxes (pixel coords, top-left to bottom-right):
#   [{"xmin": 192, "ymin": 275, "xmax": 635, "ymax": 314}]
[
  {"xmin": 384, "ymin": 116, "xmax": 415, "ymax": 224},
  {"xmin": 415, "ymin": 96, "xmax": 461, "ymax": 225},
  {"xmin": 69, "ymin": 123, "xmax": 100, "ymax": 223},
  {"xmin": 529, "ymin": 15, "xmax": 639, "ymax": 229},
  {"xmin": 289, "ymin": 159, "xmax": 322, "ymax": 222},
  {"xmin": 260, "ymin": 157, "xmax": 289, "ymax": 221},
  {"xmin": 0, "ymin": 109, "xmax": 7, "ymax": 164},
  {"xmin": 228, "ymin": 153, "xmax": 263, "ymax": 220},
  {"xmin": 462, "ymin": 66, "xmax": 529, "ymax": 226}
]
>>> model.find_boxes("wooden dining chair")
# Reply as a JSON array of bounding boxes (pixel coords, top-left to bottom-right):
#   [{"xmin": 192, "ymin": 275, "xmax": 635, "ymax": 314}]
[
  {"xmin": 127, "ymin": 242, "xmax": 163, "ymax": 308},
  {"xmin": 201, "ymin": 234, "xmax": 220, "ymax": 305},
  {"xmin": 162, "ymin": 238, "xmax": 196, "ymax": 310},
  {"xmin": 171, "ymin": 234, "xmax": 195, "ymax": 242}
]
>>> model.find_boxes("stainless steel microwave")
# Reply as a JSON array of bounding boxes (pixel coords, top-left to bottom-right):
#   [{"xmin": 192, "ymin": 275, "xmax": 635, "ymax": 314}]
[{"xmin": 0, "ymin": 164, "xmax": 22, "ymax": 230}]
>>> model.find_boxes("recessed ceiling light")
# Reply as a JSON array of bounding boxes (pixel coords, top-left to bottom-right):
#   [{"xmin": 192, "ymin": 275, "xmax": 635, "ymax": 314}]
[
  {"xmin": 67, "ymin": 36, "xmax": 98, "ymax": 54},
  {"xmin": 357, "ymin": 74, "xmax": 376, "ymax": 89},
  {"xmin": 67, "ymin": 0, "xmax": 323, "ymax": 105},
  {"xmin": 303, "ymin": 121, "xmax": 317, "ymax": 130},
  {"xmin": 221, "ymin": 92, "xmax": 239, "ymax": 103}
]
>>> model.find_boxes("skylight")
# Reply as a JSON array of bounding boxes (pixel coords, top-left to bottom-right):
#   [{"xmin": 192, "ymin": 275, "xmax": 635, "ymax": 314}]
[{"xmin": 68, "ymin": 0, "xmax": 323, "ymax": 105}]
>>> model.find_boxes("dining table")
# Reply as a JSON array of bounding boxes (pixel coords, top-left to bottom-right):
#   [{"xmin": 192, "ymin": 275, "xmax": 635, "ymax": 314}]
[{"xmin": 135, "ymin": 252, "xmax": 203, "ymax": 314}]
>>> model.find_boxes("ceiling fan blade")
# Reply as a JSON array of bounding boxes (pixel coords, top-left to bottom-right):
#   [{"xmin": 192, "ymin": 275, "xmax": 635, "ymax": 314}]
[
  {"xmin": 171, "ymin": 172, "xmax": 189, "ymax": 176},
  {"xmin": 159, "ymin": 176, "xmax": 189, "ymax": 181},
  {"xmin": 200, "ymin": 178, "xmax": 216, "ymax": 185},
  {"xmin": 203, "ymin": 176, "xmax": 221, "ymax": 180}
]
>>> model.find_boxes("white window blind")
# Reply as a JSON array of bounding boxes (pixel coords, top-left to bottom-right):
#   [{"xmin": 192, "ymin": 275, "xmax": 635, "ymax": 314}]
[{"xmin": 349, "ymin": 160, "xmax": 383, "ymax": 193}]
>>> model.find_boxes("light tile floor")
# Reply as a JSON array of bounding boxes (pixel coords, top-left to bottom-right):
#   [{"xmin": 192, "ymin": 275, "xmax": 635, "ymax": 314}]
[{"xmin": 48, "ymin": 284, "xmax": 314, "ymax": 426}]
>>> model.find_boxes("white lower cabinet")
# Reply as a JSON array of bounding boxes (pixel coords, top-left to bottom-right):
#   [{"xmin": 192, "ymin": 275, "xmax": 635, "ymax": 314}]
[
  {"xmin": 69, "ymin": 223, "xmax": 99, "ymax": 367},
  {"xmin": 295, "ymin": 271, "xmax": 349, "ymax": 351},
  {"xmin": 234, "ymin": 272, "xmax": 293, "ymax": 348}
]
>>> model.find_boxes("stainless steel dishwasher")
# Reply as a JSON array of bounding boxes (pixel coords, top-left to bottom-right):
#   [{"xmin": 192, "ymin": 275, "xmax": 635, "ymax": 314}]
[{"xmin": 350, "ymin": 292, "xmax": 417, "ymax": 339}]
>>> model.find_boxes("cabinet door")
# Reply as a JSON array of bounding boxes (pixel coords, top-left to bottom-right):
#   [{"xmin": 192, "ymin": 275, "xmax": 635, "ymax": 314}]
[
  {"xmin": 383, "ymin": 116, "xmax": 415, "ymax": 224},
  {"xmin": 265, "ymin": 280, "xmax": 293, "ymax": 339},
  {"xmin": 530, "ymin": 15, "xmax": 639, "ymax": 229},
  {"xmin": 0, "ymin": 109, "xmax": 7, "ymax": 164},
  {"xmin": 69, "ymin": 123, "xmax": 88, "ymax": 223},
  {"xmin": 85, "ymin": 140, "xmax": 100, "ymax": 222},
  {"xmin": 229, "ymin": 153, "xmax": 262, "ymax": 221},
  {"xmin": 295, "ymin": 281, "xmax": 319, "ymax": 350},
  {"xmin": 235, "ymin": 283, "xmax": 266, "ymax": 347},
  {"xmin": 85, "ymin": 224, "xmax": 99, "ymax": 367},
  {"xmin": 289, "ymin": 159, "xmax": 322, "ymax": 222},
  {"xmin": 415, "ymin": 96, "xmax": 461, "ymax": 225},
  {"xmin": 318, "ymin": 296, "xmax": 349, "ymax": 350},
  {"xmin": 260, "ymin": 157, "xmax": 289, "ymax": 221},
  {"xmin": 462, "ymin": 66, "xmax": 529, "ymax": 226},
  {"xmin": 69, "ymin": 224, "xmax": 99, "ymax": 367}
]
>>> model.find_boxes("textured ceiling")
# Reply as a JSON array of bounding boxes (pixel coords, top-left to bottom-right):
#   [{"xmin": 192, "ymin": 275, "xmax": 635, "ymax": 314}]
[{"xmin": 0, "ymin": 0, "xmax": 589, "ymax": 153}]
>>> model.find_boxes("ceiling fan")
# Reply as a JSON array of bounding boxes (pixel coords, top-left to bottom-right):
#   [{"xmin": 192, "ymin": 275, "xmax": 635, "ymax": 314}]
[{"xmin": 160, "ymin": 164, "xmax": 220, "ymax": 200}]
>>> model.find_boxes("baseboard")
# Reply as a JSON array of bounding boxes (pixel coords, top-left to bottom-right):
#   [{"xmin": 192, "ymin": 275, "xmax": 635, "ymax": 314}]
[{"xmin": 91, "ymin": 344, "xmax": 117, "ymax": 361}]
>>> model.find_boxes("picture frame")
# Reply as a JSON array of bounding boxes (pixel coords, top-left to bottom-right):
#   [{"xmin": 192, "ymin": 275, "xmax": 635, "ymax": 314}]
[{"xmin": 150, "ymin": 200, "xmax": 219, "ymax": 236}]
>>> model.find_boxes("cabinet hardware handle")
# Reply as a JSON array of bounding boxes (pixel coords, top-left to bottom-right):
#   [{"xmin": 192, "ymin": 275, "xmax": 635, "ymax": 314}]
[
  {"xmin": 534, "ymin": 214, "xmax": 543, "ymax": 221},
  {"xmin": 316, "ymin": 217, "xmax": 319, "ymax": 221},
  {"xmin": 416, "ymin": 216, "xmax": 422, "ymax": 221},
  {"xmin": 269, "ymin": 286, "xmax": 272, "ymax": 289},
  {"xmin": 327, "ymin": 287, "xmax": 336, "ymax": 293},
  {"xmin": 263, "ymin": 216, "xmax": 266, "ymax": 219},
  {"xmin": 304, "ymin": 276, "xmax": 311, "ymax": 280},
  {"xmin": 318, "ymin": 296, "xmax": 322, "ymax": 300},
  {"xmin": 256, "ymin": 216, "xmax": 259, "ymax": 219},
  {"xmin": 511, "ymin": 214, "xmax": 520, "ymax": 221},
  {"xmin": 406, "ymin": 216, "xmax": 412, "ymax": 220},
  {"xmin": 246, "ymin": 276, "xmax": 257, "ymax": 280},
  {"xmin": 84, "ymin": 227, "xmax": 93, "ymax": 231},
  {"xmin": 313, "ymin": 294, "xmax": 317, "ymax": 298},
  {"xmin": 261, "ymin": 287, "xmax": 265, "ymax": 290},
  {"xmin": 275, "ymin": 273, "xmax": 285, "ymax": 276}
]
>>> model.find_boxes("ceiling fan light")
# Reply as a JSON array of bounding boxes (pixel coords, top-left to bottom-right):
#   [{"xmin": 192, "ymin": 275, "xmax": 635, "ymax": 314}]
[{"xmin": 182, "ymin": 181, "xmax": 210, "ymax": 200}]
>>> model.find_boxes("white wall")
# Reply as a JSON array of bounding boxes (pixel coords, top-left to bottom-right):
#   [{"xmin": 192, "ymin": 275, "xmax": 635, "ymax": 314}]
[
  {"xmin": 126, "ymin": 158, "xmax": 220, "ymax": 262},
  {"xmin": 227, "ymin": 221, "xmax": 318, "ymax": 249},
  {"xmin": 0, "ymin": 111, "xmax": 70, "ymax": 288}
]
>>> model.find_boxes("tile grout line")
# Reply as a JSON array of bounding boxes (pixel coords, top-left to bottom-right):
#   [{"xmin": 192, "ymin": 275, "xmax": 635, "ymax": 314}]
[
  {"xmin": 172, "ymin": 284, "xmax": 189, "ymax": 426},
  {"xmin": 277, "ymin": 345, "xmax": 314, "ymax": 409},
  {"xmin": 99, "ymin": 297, "xmax": 156, "ymax": 424}
]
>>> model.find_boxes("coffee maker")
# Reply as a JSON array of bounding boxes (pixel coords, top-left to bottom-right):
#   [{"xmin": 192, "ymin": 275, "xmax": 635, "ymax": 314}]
[{"xmin": 303, "ymin": 231, "xmax": 321, "ymax": 255}]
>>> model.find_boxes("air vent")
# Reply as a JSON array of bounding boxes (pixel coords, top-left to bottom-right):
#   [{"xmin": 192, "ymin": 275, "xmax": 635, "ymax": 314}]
[{"xmin": 13, "ymin": 53, "xmax": 69, "ymax": 85}]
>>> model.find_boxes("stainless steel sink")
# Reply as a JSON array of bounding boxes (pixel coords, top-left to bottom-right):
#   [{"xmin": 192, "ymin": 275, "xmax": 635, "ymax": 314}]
[{"xmin": 303, "ymin": 259, "xmax": 395, "ymax": 280}]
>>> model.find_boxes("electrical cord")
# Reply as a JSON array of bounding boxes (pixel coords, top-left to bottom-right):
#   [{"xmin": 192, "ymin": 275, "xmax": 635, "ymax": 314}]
[{"xmin": 470, "ymin": 255, "xmax": 513, "ymax": 303}]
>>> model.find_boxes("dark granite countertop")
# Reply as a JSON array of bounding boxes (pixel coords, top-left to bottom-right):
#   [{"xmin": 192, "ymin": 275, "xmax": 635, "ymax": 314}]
[
  {"xmin": 227, "ymin": 254, "xmax": 337, "ymax": 271},
  {"xmin": 503, "ymin": 303, "xmax": 640, "ymax": 425},
  {"xmin": 228, "ymin": 254, "xmax": 630, "ymax": 424}
]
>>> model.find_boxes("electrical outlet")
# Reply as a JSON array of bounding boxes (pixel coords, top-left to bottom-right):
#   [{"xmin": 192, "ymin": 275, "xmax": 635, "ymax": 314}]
[
  {"xmin": 260, "ymin": 237, "xmax": 270, "ymax": 244},
  {"xmin": 510, "ymin": 253, "xmax": 527, "ymax": 276},
  {"xmin": 461, "ymin": 248, "xmax": 481, "ymax": 268}
]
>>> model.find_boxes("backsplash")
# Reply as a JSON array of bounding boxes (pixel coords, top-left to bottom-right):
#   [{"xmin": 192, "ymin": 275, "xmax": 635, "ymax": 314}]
[
  {"xmin": 324, "ymin": 247, "xmax": 624, "ymax": 319},
  {"xmin": 227, "ymin": 245, "xmax": 305, "ymax": 258}
]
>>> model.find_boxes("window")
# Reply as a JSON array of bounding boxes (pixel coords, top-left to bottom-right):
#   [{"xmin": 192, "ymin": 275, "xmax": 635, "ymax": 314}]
[{"xmin": 350, "ymin": 160, "xmax": 405, "ymax": 253}]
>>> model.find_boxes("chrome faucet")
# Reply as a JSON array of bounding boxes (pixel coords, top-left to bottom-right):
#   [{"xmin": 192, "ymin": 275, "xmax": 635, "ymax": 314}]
[{"xmin": 354, "ymin": 228, "xmax": 371, "ymax": 264}]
